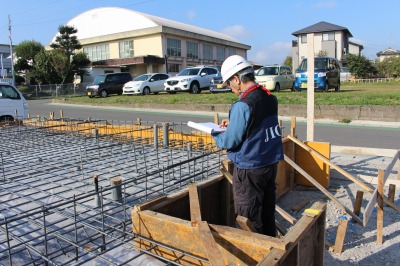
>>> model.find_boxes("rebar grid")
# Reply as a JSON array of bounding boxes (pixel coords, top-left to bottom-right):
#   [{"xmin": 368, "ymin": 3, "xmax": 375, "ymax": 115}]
[{"xmin": 0, "ymin": 120, "xmax": 226, "ymax": 265}]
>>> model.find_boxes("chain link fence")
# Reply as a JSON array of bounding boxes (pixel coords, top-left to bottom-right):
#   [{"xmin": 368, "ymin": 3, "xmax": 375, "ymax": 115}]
[{"xmin": 18, "ymin": 82, "xmax": 90, "ymax": 99}]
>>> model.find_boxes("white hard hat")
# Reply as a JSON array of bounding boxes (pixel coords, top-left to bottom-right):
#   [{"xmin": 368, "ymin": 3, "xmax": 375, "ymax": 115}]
[{"xmin": 221, "ymin": 55, "xmax": 252, "ymax": 85}]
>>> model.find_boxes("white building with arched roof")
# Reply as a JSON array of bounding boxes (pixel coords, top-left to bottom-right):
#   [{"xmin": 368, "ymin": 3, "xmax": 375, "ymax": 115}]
[{"xmin": 51, "ymin": 7, "xmax": 251, "ymax": 82}]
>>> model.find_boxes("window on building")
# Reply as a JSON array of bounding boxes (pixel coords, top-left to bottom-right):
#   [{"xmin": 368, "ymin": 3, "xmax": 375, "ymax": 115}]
[
  {"xmin": 227, "ymin": 48, "xmax": 236, "ymax": 56},
  {"xmin": 83, "ymin": 44, "xmax": 110, "ymax": 62},
  {"xmin": 168, "ymin": 64, "xmax": 180, "ymax": 73},
  {"xmin": 203, "ymin": 44, "xmax": 213, "ymax": 60},
  {"xmin": 187, "ymin": 41, "xmax": 198, "ymax": 59},
  {"xmin": 301, "ymin": 35, "xmax": 307, "ymax": 43},
  {"xmin": 217, "ymin": 47, "xmax": 225, "ymax": 61},
  {"xmin": 119, "ymin": 40, "xmax": 134, "ymax": 58},
  {"xmin": 322, "ymin": 33, "xmax": 335, "ymax": 41},
  {"xmin": 167, "ymin": 38, "xmax": 181, "ymax": 56}
]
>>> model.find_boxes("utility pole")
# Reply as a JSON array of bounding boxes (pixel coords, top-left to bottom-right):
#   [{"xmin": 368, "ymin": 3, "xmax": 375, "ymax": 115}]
[{"xmin": 8, "ymin": 15, "xmax": 15, "ymax": 86}]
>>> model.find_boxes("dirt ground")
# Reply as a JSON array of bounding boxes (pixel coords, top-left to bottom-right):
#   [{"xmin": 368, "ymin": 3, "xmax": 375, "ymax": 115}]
[{"xmin": 276, "ymin": 152, "xmax": 400, "ymax": 265}]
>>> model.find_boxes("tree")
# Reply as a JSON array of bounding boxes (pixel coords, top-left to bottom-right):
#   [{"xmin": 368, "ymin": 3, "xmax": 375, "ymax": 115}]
[
  {"xmin": 346, "ymin": 53, "xmax": 372, "ymax": 79},
  {"xmin": 32, "ymin": 50, "xmax": 61, "ymax": 84},
  {"xmin": 71, "ymin": 52, "xmax": 91, "ymax": 81},
  {"xmin": 376, "ymin": 58, "xmax": 391, "ymax": 77},
  {"xmin": 377, "ymin": 57, "xmax": 400, "ymax": 78},
  {"xmin": 14, "ymin": 40, "xmax": 44, "ymax": 73},
  {"xmin": 50, "ymin": 25, "xmax": 82, "ymax": 84},
  {"xmin": 283, "ymin": 56, "xmax": 292, "ymax": 68},
  {"xmin": 316, "ymin": 50, "xmax": 328, "ymax": 57}
]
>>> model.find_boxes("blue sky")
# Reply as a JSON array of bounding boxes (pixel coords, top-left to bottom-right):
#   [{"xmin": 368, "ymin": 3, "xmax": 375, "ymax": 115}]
[{"xmin": 1, "ymin": 0, "xmax": 399, "ymax": 65}]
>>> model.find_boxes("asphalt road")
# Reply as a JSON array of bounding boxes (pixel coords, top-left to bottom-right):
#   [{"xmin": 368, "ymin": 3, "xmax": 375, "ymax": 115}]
[{"xmin": 27, "ymin": 99, "xmax": 400, "ymax": 150}]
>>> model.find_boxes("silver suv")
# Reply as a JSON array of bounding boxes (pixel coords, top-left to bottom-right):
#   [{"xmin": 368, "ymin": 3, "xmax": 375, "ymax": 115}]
[{"xmin": 164, "ymin": 66, "xmax": 219, "ymax": 94}]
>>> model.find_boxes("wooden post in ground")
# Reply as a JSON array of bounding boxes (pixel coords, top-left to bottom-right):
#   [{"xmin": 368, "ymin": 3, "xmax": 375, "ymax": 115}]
[
  {"xmin": 388, "ymin": 184, "xmax": 396, "ymax": 204},
  {"xmin": 279, "ymin": 119, "xmax": 283, "ymax": 137},
  {"xmin": 333, "ymin": 218, "xmax": 349, "ymax": 254},
  {"xmin": 377, "ymin": 169, "xmax": 384, "ymax": 244},
  {"xmin": 60, "ymin": 110, "xmax": 64, "ymax": 121},
  {"xmin": 353, "ymin": 190, "xmax": 364, "ymax": 221},
  {"xmin": 214, "ymin": 113, "xmax": 219, "ymax": 125},
  {"xmin": 290, "ymin": 116, "xmax": 296, "ymax": 137}
]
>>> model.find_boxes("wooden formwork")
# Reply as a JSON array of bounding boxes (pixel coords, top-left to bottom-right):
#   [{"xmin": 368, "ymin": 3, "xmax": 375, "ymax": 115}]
[{"xmin": 131, "ymin": 173, "xmax": 326, "ymax": 265}]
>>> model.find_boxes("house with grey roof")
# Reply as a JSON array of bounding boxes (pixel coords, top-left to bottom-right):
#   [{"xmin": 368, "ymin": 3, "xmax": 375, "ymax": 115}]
[
  {"xmin": 376, "ymin": 48, "xmax": 400, "ymax": 62},
  {"xmin": 291, "ymin": 21, "xmax": 363, "ymax": 70}
]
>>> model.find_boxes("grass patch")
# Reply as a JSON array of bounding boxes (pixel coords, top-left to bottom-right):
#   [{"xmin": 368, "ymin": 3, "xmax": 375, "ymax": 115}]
[{"xmin": 62, "ymin": 81, "xmax": 400, "ymax": 106}]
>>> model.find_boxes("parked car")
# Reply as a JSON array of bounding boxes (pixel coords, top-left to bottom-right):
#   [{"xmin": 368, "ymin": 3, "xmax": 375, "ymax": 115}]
[
  {"xmin": 164, "ymin": 66, "xmax": 219, "ymax": 94},
  {"xmin": 340, "ymin": 67, "xmax": 352, "ymax": 82},
  {"xmin": 294, "ymin": 57, "xmax": 340, "ymax": 92},
  {"xmin": 123, "ymin": 73, "xmax": 170, "ymax": 95},
  {"xmin": 86, "ymin": 72, "xmax": 132, "ymax": 98},
  {"xmin": 0, "ymin": 83, "xmax": 29, "ymax": 121},
  {"xmin": 256, "ymin": 65, "xmax": 295, "ymax": 91},
  {"xmin": 209, "ymin": 74, "xmax": 231, "ymax": 93}
]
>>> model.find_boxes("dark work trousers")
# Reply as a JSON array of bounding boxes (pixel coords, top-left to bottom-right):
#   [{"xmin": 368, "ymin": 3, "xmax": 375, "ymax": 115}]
[{"xmin": 233, "ymin": 163, "xmax": 277, "ymax": 236}]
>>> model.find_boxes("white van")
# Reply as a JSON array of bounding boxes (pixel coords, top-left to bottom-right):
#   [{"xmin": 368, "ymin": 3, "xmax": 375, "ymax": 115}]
[{"xmin": 0, "ymin": 83, "xmax": 29, "ymax": 122}]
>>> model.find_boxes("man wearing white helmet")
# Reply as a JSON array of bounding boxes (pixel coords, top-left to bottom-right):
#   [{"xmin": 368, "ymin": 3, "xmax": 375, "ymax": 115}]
[{"xmin": 213, "ymin": 55, "xmax": 284, "ymax": 236}]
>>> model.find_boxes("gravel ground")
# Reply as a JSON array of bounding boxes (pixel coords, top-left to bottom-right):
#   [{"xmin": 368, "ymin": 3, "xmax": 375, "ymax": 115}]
[{"xmin": 276, "ymin": 152, "xmax": 400, "ymax": 265}]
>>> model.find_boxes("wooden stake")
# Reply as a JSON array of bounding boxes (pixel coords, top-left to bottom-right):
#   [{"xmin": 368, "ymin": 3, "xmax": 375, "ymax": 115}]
[
  {"xmin": 290, "ymin": 116, "xmax": 296, "ymax": 137},
  {"xmin": 388, "ymin": 184, "xmax": 396, "ymax": 203},
  {"xmin": 333, "ymin": 218, "xmax": 348, "ymax": 254},
  {"xmin": 377, "ymin": 169, "xmax": 384, "ymax": 244},
  {"xmin": 214, "ymin": 112, "xmax": 219, "ymax": 125},
  {"xmin": 353, "ymin": 190, "xmax": 364, "ymax": 220}
]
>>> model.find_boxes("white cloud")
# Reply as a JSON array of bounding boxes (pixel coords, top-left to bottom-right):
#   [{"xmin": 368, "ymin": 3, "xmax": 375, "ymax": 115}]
[
  {"xmin": 313, "ymin": 0, "xmax": 336, "ymax": 9},
  {"xmin": 186, "ymin": 10, "xmax": 196, "ymax": 19},
  {"xmin": 248, "ymin": 42, "xmax": 292, "ymax": 65},
  {"xmin": 221, "ymin": 25, "xmax": 252, "ymax": 39}
]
